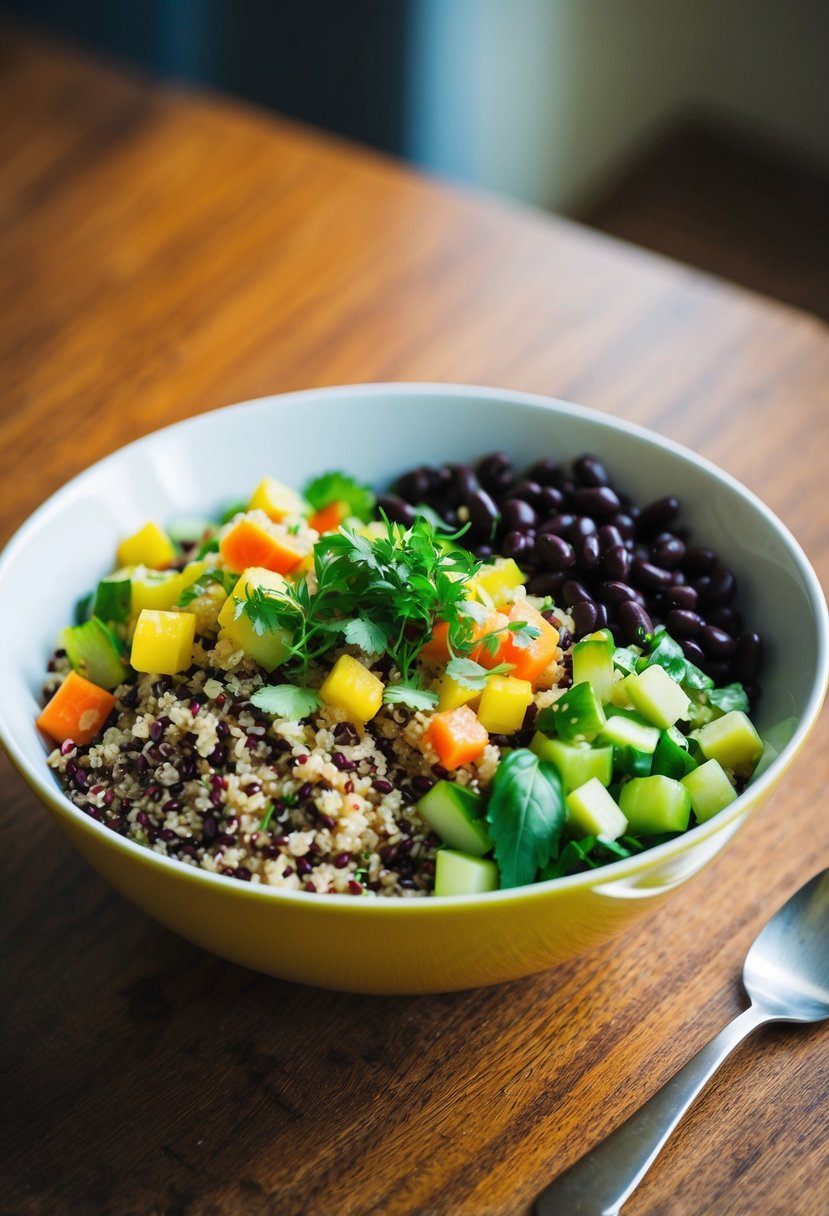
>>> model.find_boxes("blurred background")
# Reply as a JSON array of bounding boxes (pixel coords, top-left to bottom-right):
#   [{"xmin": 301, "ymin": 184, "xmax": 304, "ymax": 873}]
[{"xmin": 3, "ymin": 0, "xmax": 828, "ymax": 319}]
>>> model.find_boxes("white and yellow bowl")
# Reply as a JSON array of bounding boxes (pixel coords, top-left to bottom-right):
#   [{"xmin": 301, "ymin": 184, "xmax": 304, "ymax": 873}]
[{"xmin": 1, "ymin": 384, "xmax": 826, "ymax": 993}]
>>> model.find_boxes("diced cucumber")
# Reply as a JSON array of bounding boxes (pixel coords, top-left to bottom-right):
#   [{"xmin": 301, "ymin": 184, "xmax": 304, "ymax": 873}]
[
  {"xmin": 618, "ymin": 775, "xmax": 692, "ymax": 834},
  {"xmin": 167, "ymin": 515, "xmax": 216, "ymax": 548},
  {"xmin": 434, "ymin": 849, "xmax": 499, "ymax": 896},
  {"xmin": 695, "ymin": 711, "xmax": 764, "ymax": 779},
  {"xmin": 572, "ymin": 630, "xmax": 615, "ymax": 705},
  {"xmin": 681, "ymin": 759, "xmax": 738, "ymax": 822},
  {"xmin": 530, "ymin": 732, "xmax": 613, "ymax": 792},
  {"xmin": 651, "ymin": 729, "xmax": 697, "ymax": 780},
  {"xmin": 539, "ymin": 682, "xmax": 606, "ymax": 742},
  {"xmin": 93, "ymin": 571, "xmax": 133, "ymax": 625},
  {"xmin": 416, "ymin": 780, "xmax": 492, "ymax": 857},
  {"xmin": 565, "ymin": 777, "xmax": 628, "ymax": 841},
  {"xmin": 600, "ymin": 707, "xmax": 660, "ymax": 753},
  {"xmin": 624, "ymin": 664, "xmax": 691, "ymax": 729},
  {"xmin": 60, "ymin": 617, "xmax": 129, "ymax": 690}
]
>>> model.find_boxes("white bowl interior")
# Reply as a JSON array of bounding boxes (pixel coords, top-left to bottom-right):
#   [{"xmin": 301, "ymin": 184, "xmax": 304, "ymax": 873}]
[{"xmin": 1, "ymin": 384, "xmax": 826, "ymax": 872}]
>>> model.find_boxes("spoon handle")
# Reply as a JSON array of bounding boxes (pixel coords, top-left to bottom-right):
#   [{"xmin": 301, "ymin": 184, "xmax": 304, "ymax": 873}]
[{"xmin": 534, "ymin": 1003, "xmax": 769, "ymax": 1216}]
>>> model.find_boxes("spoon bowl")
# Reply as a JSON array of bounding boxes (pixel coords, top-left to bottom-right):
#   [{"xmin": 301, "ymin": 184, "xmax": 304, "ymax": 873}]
[{"xmin": 743, "ymin": 869, "xmax": 829, "ymax": 1022}]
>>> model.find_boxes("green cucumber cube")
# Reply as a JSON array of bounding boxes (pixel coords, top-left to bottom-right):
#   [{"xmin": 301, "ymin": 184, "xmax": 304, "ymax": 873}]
[
  {"xmin": 625, "ymin": 664, "xmax": 691, "ymax": 729},
  {"xmin": 92, "ymin": 573, "xmax": 133, "ymax": 625},
  {"xmin": 695, "ymin": 711, "xmax": 764, "ymax": 778},
  {"xmin": 572, "ymin": 630, "xmax": 615, "ymax": 705},
  {"xmin": 651, "ymin": 729, "xmax": 697, "ymax": 780},
  {"xmin": 541, "ymin": 681, "xmax": 606, "ymax": 742},
  {"xmin": 618, "ymin": 775, "xmax": 692, "ymax": 834},
  {"xmin": 681, "ymin": 759, "xmax": 738, "ymax": 822},
  {"xmin": 530, "ymin": 732, "xmax": 613, "ymax": 792},
  {"xmin": 416, "ymin": 780, "xmax": 492, "ymax": 857},
  {"xmin": 59, "ymin": 617, "xmax": 128, "ymax": 690},
  {"xmin": 565, "ymin": 777, "xmax": 628, "ymax": 841},
  {"xmin": 600, "ymin": 707, "xmax": 660, "ymax": 753},
  {"xmin": 434, "ymin": 849, "xmax": 499, "ymax": 896}
]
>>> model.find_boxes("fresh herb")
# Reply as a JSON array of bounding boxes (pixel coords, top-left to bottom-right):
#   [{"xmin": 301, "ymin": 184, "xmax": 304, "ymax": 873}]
[
  {"xmin": 196, "ymin": 536, "xmax": 220, "ymax": 559},
  {"xmin": 708, "ymin": 682, "xmax": 749, "ymax": 713},
  {"xmin": 540, "ymin": 834, "xmax": 638, "ymax": 879},
  {"xmin": 383, "ymin": 683, "xmax": 439, "ymax": 711},
  {"xmin": 485, "ymin": 749, "xmax": 566, "ymax": 889},
  {"xmin": 236, "ymin": 583, "xmax": 292, "ymax": 637},
  {"xmin": 250, "ymin": 684, "xmax": 322, "ymax": 719},
  {"xmin": 612, "ymin": 646, "xmax": 640, "ymax": 676},
  {"xmin": 640, "ymin": 629, "xmax": 713, "ymax": 691},
  {"xmin": 260, "ymin": 802, "xmax": 276, "ymax": 832},
  {"xmin": 339, "ymin": 616, "xmax": 387, "ymax": 655},
  {"xmin": 445, "ymin": 656, "xmax": 514, "ymax": 691},
  {"xmin": 304, "ymin": 470, "xmax": 376, "ymax": 523},
  {"xmin": 178, "ymin": 568, "xmax": 237, "ymax": 608}
]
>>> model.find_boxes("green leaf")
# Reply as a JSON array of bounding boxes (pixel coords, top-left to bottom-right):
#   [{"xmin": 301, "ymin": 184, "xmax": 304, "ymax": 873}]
[
  {"xmin": 383, "ymin": 684, "xmax": 439, "ymax": 711},
  {"xmin": 178, "ymin": 568, "xmax": 237, "ymax": 608},
  {"xmin": 486, "ymin": 749, "xmax": 566, "ymax": 889},
  {"xmin": 260, "ymin": 802, "xmax": 276, "ymax": 832},
  {"xmin": 250, "ymin": 684, "xmax": 321, "ymax": 719},
  {"xmin": 196, "ymin": 536, "xmax": 220, "ymax": 559},
  {"xmin": 642, "ymin": 629, "xmax": 713, "ymax": 691},
  {"xmin": 708, "ymin": 682, "xmax": 749, "ymax": 713},
  {"xmin": 238, "ymin": 584, "xmax": 292, "ymax": 636},
  {"xmin": 445, "ymin": 657, "xmax": 513, "ymax": 691},
  {"xmin": 304, "ymin": 471, "xmax": 376, "ymax": 523},
  {"xmin": 341, "ymin": 616, "xmax": 388, "ymax": 654},
  {"xmin": 507, "ymin": 621, "xmax": 541, "ymax": 649}
]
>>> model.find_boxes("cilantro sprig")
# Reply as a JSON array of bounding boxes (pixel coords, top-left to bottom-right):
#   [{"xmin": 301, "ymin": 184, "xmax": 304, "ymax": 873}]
[{"xmin": 303, "ymin": 471, "xmax": 376, "ymax": 524}]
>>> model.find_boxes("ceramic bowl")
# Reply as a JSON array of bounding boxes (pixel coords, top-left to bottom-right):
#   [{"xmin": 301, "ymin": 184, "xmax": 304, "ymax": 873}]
[{"xmin": 1, "ymin": 384, "xmax": 826, "ymax": 994}]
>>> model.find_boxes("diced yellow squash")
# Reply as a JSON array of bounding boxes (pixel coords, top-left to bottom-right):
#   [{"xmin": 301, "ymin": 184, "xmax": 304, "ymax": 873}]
[
  {"xmin": 436, "ymin": 673, "xmax": 480, "ymax": 713},
  {"xmin": 476, "ymin": 675, "xmax": 534, "ymax": 734},
  {"xmin": 319, "ymin": 654, "xmax": 384, "ymax": 724},
  {"xmin": 217, "ymin": 567, "xmax": 292, "ymax": 672},
  {"xmin": 130, "ymin": 561, "xmax": 209, "ymax": 616},
  {"xmin": 117, "ymin": 521, "xmax": 176, "ymax": 570},
  {"xmin": 248, "ymin": 476, "xmax": 308, "ymax": 522},
  {"xmin": 357, "ymin": 521, "xmax": 387, "ymax": 541},
  {"xmin": 469, "ymin": 558, "xmax": 526, "ymax": 608},
  {"xmin": 131, "ymin": 609, "xmax": 195, "ymax": 675}
]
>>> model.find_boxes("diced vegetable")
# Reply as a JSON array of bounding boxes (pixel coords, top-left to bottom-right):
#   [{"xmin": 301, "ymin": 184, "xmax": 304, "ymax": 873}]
[
  {"xmin": 531, "ymin": 732, "xmax": 613, "ymax": 792},
  {"xmin": 37, "ymin": 670, "xmax": 116, "ymax": 746},
  {"xmin": 130, "ymin": 609, "xmax": 196, "ymax": 676},
  {"xmin": 217, "ymin": 567, "xmax": 293, "ymax": 672},
  {"xmin": 469, "ymin": 558, "xmax": 526, "ymax": 608},
  {"xmin": 477, "ymin": 675, "xmax": 533, "ymax": 734},
  {"xmin": 92, "ymin": 571, "xmax": 132, "ymax": 624},
  {"xmin": 435, "ymin": 672, "xmax": 480, "ymax": 713},
  {"xmin": 434, "ymin": 849, "xmax": 499, "ymax": 896},
  {"xmin": 219, "ymin": 517, "xmax": 303, "ymax": 575},
  {"xmin": 624, "ymin": 663, "xmax": 691, "ymax": 729},
  {"xmin": 618, "ymin": 775, "xmax": 692, "ymax": 834},
  {"xmin": 416, "ymin": 781, "xmax": 492, "ymax": 856},
  {"xmin": 423, "ymin": 705, "xmax": 489, "ymax": 771},
  {"xmin": 694, "ymin": 710, "xmax": 764, "ymax": 778},
  {"xmin": 565, "ymin": 777, "xmax": 628, "ymax": 840},
  {"xmin": 117, "ymin": 521, "xmax": 175, "ymax": 570},
  {"xmin": 309, "ymin": 501, "xmax": 349, "ymax": 534},
  {"xmin": 60, "ymin": 617, "xmax": 128, "ymax": 690},
  {"xmin": 651, "ymin": 729, "xmax": 697, "ymax": 780},
  {"xmin": 319, "ymin": 654, "xmax": 384, "ymax": 724},
  {"xmin": 540, "ymin": 682, "xmax": 606, "ymax": 742},
  {"xmin": 248, "ymin": 476, "xmax": 308, "ymax": 522},
  {"xmin": 495, "ymin": 602, "xmax": 559, "ymax": 682},
  {"xmin": 572, "ymin": 629, "xmax": 615, "ymax": 705},
  {"xmin": 600, "ymin": 707, "xmax": 660, "ymax": 754},
  {"xmin": 131, "ymin": 561, "xmax": 209, "ymax": 616},
  {"xmin": 681, "ymin": 759, "xmax": 738, "ymax": 822}
]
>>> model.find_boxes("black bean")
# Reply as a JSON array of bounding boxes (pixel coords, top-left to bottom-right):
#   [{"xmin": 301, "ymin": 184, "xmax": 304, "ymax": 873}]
[
  {"xmin": 507, "ymin": 479, "xmax": 544, "ymax": 507},
  {"xmin": 524, "ymin": 457, "xmax": 563, "ymax": 487},
  {"xmin": 707, "ymin": 606, "xmax": 743, "ymax": 633},
  {"xmin": 574, "ymin": 455, "xmax": 611, "ymax": 487},
  {"xmin": 570, "ymin": 516, "xmax": 597, "ymax": 540},
  {"xmin": 631, "ymin": 558, "xmax": 674, "ymax": 592},
  {"xmin": 665, "ymin": 584, "xmax": 697, "ymax": 610},
  {"xmin": 680, "ymin": 639, "xmax": 706, "ymax": 667},
  {"xmin": 539, "ymin": 513, "xmax": 576, "ymax": 537},
  {"xmin": 652, "ymin": 535, "xmax": 685, "ymax": 569},
  {"xmin": 598, "ymin": 524, "xmax": 624, "ymax": 553},
  {"xmin": 535, "ymin": 532, "xmax": 575, "ymax": 570},
  {"xmin": 503, "ymin": 530, "xmax": 534, "ymax": 560},
  {"xmin": 611, "ymin": 512, "xmax": 636, "ymax": 544},
  {"xmin": 527, "ymin": 572, "xmax": 569, "ymax": 597},
  {"xmin": 572, "ymin": 601, "xmax": 599, "ymax": 638},
  {"xmin": 376, "ymin": 494, "xmax": 415, "ymax": 526},
  {"xmin": 477, "ymin": 452, "xmax": 513, "ymax": 493},
  {"xmin": 571, "ymin": 486, "xmax": 622, "ymax": 518},
  {"xmin": 699, "ymin": 625, "xmax": 737, "ymax": 659},
  {"xmin": 600, "ymin": 581, "xmax": 638, "ymax": 608},
  {"xmin": 466, "ymin": 488, "xmax": 500, "ymax": 535},
  {"xmin": 618, "ymin": 600, "xmax": 653, "ymax": 645},
  {"xmin": 563, "ymin": 580, "xmax": 594, "ymax": 608},
  {"xmin": 448, "ymin": 463, "xmax": 478, "ymax": 501},
  {"xmin": 637, "ymin": 496, "xmax": 680, "ymax": 536},
  {"xmin": 704, "ymin": 660, "xmax": 732, "ymax": 686},
  {"xmin": 603, "ymin": 545, "xmax": 632, "ymax": 581},
  {"xmin": 697, "ymin": 567, "xmax": 737, "ymax": 607},
  {"xmin": 579, "ymin": 533, "xmax": 601, "ymax": 570},
  {"xmin": 682, "ymin": 546, "xmax": 717, "ymax": 576},
  {"xmin": 539, "ymin": 485, "xmax": 565, "ymax": 513},
  {"xmin": 502, "ymin": 499, "xmax": 537, "ymax": 531},
  {"xmin": 333, "ymin": 721, "xmax": 359, "ymax": 744},
  {"xmin": 667, "ymin": 609, "xmax": 704, "ymax": 637},
  {"xmin": 395, "ymin": 466, "xmax": 433, "ymax": 503},
  {"xmin": 731, "ymin": 633, "xmax": 763, "ymax": 683},
  {"xmin": 473, "ymin": 544, "xmax": 494, "ymax": 560}
]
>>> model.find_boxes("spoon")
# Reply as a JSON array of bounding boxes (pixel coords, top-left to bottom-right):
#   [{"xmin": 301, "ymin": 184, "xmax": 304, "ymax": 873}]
[{"xmin": 535, "ymin": 867, "xmax": 829, "ymax": 1216}]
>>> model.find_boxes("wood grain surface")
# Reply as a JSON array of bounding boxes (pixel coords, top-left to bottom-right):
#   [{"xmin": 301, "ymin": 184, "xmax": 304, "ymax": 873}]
[{"xmin": 1, "ymin": 26, "xmax": 828, "ymax": 1216}]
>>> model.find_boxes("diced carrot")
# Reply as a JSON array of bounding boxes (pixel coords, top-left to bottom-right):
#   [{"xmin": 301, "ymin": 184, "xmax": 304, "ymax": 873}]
[
  {"xmin": 421, "ymin": 620, "xmax": 451, "ymax": 663},
  {"xmin": 37, "ymin": 671, "xmax": 117, "ymax": 746},
  {"xmin": 471, "ymin": 612, "xmax": 510, "ymax": 668},
  {"xmin": 309, "ymin": 501, "xmax": 348, "ymax": 534},
  {"xmin": 423, "ymin": 705, "xmax": 489, "ymax": 771},
  {"xmin": 421, "ymin": 611, "xmax": 508, "ymax": 668},
  {"xmin": 219, "ymin": 518, "xmax": 303, "ymax": 575},
  {"xmin": 496, "ymin": 602, "xmax": 560, "ymax": 683}
]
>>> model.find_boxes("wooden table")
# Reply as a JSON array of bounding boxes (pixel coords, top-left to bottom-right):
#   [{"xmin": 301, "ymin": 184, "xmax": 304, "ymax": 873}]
[{"xmin": 2, "ymin": 27, "xmax": 828, "ymax": 1216}]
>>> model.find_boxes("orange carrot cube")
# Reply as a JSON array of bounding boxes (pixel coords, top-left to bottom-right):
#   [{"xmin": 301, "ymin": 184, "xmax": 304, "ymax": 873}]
[
  {"xmin": 423, "ymin": 705, "xmax": 489, "ymax": 771},
  {"xmin": 219, "ymin": 518, "xmax": 303, "ymax": 575},
  {"xmin": 37, "ymin": 671, "xmax": 117, "ymax": 746}
]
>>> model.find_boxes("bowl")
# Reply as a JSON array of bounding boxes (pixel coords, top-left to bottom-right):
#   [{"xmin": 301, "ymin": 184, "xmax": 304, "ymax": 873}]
[{"xmin": 1, "ymin": 384, "xmax": 827, "ymax": 994}]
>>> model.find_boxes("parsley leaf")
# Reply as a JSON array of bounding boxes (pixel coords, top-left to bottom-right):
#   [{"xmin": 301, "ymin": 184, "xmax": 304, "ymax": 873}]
[
  {"xmin": 178, "ymin": 568, "xmax": 237, "ymax": 608},
  {"xmin": 383, "ymin": 684, "xmax": 439, "ymax": 711},
  {"xmin": 236, "ymin": 584, "xmax": 291, "ymax": 637},
  {"xmin": 445, "ymin": 657, "xmax": 514, "ymax": 690},
  {"xmin": 486, "ymin": 749, "xmax": 566, "ymax": 889},
  {"xmin": 304, "ymin": 471, "xmax": 376, "ymax": 523},
  {"xmin": 250, "ymin": 684, "xmax": 321, "ymax": 719},
  {"xmin": 708, "ymin": 682, "xmax": 749, "ymax": 713}
]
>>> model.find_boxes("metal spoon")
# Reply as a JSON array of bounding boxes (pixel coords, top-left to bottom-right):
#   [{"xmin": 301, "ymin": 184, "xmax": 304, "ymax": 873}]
[{"xmin": 535, "ymin": 868, "xmax": 829, "ymax": 1216}]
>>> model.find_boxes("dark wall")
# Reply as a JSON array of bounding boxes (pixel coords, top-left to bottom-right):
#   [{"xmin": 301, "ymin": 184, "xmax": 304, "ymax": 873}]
[{"xmin": 0, "ymin": 0, "xmax": 411, "ymax": 155}]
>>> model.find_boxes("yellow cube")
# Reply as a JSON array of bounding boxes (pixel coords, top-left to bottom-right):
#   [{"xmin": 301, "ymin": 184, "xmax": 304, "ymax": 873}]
[
  {"xmin": 131, "ymin": 609, "xmax": 196, "ymax": 675},
  {"xmin": 117, "ymin": 521, "xmax": 176, "ymax": 570},
  {"xmin": 477, "ymin": 675, "xmax": 534, "ymax": 734},
  {"xmin": 130, "ymin": 561, "xmax": 209, "ymax": 617},
  {"xmin": 319, "ymin": 654, "xmax": 384, "ymax": 724},
  {"xmin": 469, "ymin": 558, "xmax": 526, "ymax": 608},
  {"xmin": 248, "ymin": 476, "xmax": 308, "ymax": 522},
  {"xmin": 436, "ymin": 674, "xmax": 480, "ymax": 713},
  {"xmin": 217, "ymin": 566, "xmax": 292, "ymax": 672}
]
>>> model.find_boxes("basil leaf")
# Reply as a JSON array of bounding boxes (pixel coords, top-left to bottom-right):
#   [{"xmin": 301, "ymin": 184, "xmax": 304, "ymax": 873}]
[
  {"xmin": 708, "ymin": 682, "xmax": 749, "ymax": 713},
  {"xmin": 486, "ymin": 749, "xmax": 566, "ymax": 889}
]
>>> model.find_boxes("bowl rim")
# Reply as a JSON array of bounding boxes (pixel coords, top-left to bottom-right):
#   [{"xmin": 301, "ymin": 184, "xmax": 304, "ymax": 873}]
[{"xmin": 2, "ymin": 380, "xmax": 827, "ymax": 910}]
